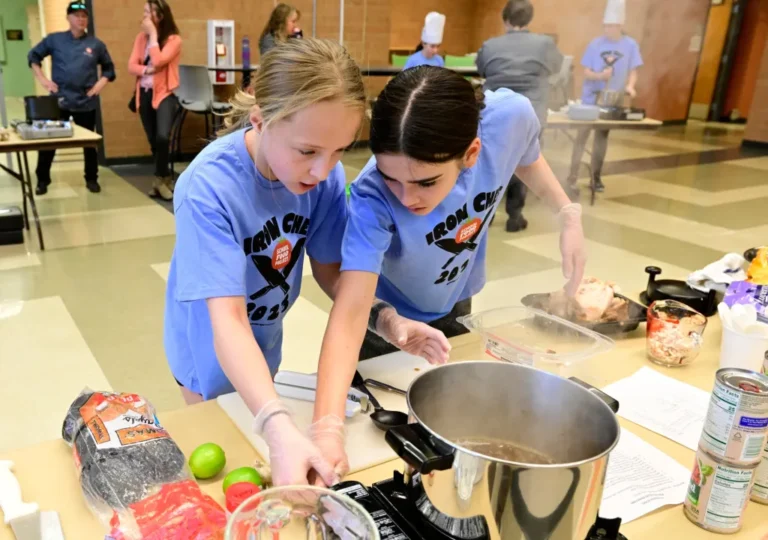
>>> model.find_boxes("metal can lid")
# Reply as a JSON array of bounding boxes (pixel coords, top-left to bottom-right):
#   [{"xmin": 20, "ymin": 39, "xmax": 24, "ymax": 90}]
[{"xmin": 717, "ymin": 368, "xmax": 768, "ymax": 395}]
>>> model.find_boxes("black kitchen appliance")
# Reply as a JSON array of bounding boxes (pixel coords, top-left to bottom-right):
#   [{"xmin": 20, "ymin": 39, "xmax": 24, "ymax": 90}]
[
  {"xmin": 521, "ymin": 292, "xmax": 647, "ymax": 335},
  {"xmin": 599, "ymin": 107, "xmax": 646, "ymax": 121},
  {"xmin": 334, "ymin": 475, "xmax": 628, "ymax": 540},
  {"xmin": 0, "ymin": 207, "xmax": 24, "ymax": 246},
  {"xmin": 640, "ymin": 266, "xmax": 717, "ymax": 316}
]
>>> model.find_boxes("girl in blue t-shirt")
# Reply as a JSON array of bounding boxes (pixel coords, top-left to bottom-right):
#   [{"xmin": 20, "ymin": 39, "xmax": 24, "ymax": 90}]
[
  {"xmin": 164, "ymin": 39, "xmax": 442, "ymax": 488},
  {"xmin": 403, "ymin": 12, "xmax": 446, "ymax": 70},
  {"xmin": 311, "ymin": 66, "xmax": 587, "ymax": 480}
]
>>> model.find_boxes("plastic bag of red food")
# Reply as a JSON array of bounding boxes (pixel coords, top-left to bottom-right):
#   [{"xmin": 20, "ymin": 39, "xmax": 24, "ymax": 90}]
[{"xmin": 61, "ymin": 390, "xmax": 226, "ymax": 539}]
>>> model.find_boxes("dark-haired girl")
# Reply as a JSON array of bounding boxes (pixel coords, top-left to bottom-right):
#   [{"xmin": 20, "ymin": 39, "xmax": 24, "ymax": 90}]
[{"xmin": 310, "ymin": 66, "xmax": 586, "ymax": 482}]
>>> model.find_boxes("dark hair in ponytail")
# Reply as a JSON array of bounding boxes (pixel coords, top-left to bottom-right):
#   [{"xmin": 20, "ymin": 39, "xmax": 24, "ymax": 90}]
[
  {"xmin": 415, "ymin": 42, "xmax": 424, "ymax": 52},
  {"xmin": 371, "ymin": 66, "xmax": 485, "ymax": 164}
]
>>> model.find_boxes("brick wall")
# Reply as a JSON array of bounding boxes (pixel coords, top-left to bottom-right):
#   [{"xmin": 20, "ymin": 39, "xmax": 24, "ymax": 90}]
[
  {"xmin": 93, "ymin": 0, "xmax": 390, "ymax": 159},
  {"xmin": 744, "ymin": 37, "xmax": 768, "ymax": 143},
  {"xmin": 41, "ymin": 0, "xmax": 70, "ymax": 34}
]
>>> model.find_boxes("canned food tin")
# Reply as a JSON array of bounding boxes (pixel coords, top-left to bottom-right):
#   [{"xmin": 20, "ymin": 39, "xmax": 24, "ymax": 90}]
[
  {"xmin": 751, "ymin": 440, "xmax": 768, "ymax": 504},
  {"xmin": 699, "ymin": 368, "xmax": 768, "ymax": 465},
  {"xmin": 684, "ymin": 447, "xmax": 757, "ymax": 533}
]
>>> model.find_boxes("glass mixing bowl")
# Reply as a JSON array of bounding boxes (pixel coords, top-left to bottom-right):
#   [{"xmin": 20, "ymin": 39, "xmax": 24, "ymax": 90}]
[{"xmin": 225, "ymin": 485, "xmax": 379, "ymax": 540}]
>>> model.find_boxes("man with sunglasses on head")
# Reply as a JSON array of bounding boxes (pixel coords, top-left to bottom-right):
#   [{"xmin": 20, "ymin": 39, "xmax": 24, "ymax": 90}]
[{"xmin": 28, "ymin": 1, "xmax": 116, "ymax": 195}]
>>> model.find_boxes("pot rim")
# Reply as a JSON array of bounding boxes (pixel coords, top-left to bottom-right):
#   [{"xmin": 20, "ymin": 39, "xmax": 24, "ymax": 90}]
[{"xmin": 405, "ymin": 361, "xmax": 621, "ymax": 469}]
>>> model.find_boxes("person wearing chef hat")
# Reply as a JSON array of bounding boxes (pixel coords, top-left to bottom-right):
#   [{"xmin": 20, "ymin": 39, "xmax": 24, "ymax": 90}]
[
  {"xmin": 403, "ymin": 12, "xmax": 446, "ymax": 70},
  {"xmin": 566, "ymin": 0, "xmax": 642, "ymax": 194}
]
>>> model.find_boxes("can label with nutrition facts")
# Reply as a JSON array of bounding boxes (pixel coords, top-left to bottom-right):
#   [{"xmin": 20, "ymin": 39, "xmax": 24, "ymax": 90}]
[
  {"xmin": 699, "ymin": 368, "xmax": 768, "ymax": 466},
  {"xmin": 684, "ymin": 447, "xmax": 757, "ymax": 533},
  {"xmin": 752, "ymin": 439, "xmax": 768, "ymax": 504}
]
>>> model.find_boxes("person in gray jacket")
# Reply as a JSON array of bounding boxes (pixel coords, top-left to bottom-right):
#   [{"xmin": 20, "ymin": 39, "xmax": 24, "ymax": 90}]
[{"xmin": 476, "ymin": 0, "xmax": 563, "ymax": 232}]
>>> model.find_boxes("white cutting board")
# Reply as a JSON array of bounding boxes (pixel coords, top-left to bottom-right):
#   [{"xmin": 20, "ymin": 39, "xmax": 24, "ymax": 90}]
[{"xmin": 216, "ymin": 350, "xmax": 434, "ymax": 473}]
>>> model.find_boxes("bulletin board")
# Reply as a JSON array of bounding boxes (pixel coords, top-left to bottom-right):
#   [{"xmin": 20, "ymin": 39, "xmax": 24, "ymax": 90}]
[{"xmin": 0, "ymin": 17, "xmax": 7, "ymax": 64}]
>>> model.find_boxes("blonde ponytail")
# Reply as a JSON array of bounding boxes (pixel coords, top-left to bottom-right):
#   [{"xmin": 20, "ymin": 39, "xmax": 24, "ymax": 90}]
[{"xmin": 219, "ymin": 38, "xmax": 366, "ymax": 137}]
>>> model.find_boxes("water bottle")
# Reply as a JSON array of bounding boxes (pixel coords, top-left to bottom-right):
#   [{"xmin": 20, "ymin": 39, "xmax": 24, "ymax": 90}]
[{"xmin": 242, "ymin": 36, "xmax": 251, "ymax": 69}]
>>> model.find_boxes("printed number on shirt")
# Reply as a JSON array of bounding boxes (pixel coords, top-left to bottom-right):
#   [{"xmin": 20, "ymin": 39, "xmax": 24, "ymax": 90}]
[{"xmin": 435, "ymin": 259, "xmax": 470, "ymax": 285}]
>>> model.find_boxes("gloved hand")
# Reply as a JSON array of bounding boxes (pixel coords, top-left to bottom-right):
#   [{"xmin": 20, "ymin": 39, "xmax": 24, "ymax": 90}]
[
  {"xmin": 558, "ymin": 203, "xmax": 586, "ymax": 297},
  {"xmin": 309, "ymin": 415, "xmax": 348, "ymax": 486},
  {"xmin": 254, "ymin": 400, "xmax": 337, "ymax": 486},
  {"xmin": 376, "ymin": 307, "xmax": 451, "ymax": 364}
]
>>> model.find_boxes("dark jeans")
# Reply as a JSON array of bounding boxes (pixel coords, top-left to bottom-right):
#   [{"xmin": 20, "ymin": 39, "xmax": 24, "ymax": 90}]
[
  {"xmin": 359, "ymin": 298, "xmax": 472, "ymax": 361},
  {"xmin": 36, "ymin": 109, "xmax": 98, "ymax": 187},
  {"xmin": 569, "ymin": 129, "xmax": 610, "ymax": 181},
  {"xmin": 505, "ymin": 175, "xmax": 527, "ymax": 220},
  {"xmin": 138, "ymin": 89, "xmax": 178, "ymax": 177}
]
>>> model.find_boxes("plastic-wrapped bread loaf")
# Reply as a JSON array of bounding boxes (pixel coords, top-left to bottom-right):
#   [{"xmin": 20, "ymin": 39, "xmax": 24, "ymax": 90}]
[{"xmin": 62, "ymin": 390, "xmax": 226, "ymax": 539}]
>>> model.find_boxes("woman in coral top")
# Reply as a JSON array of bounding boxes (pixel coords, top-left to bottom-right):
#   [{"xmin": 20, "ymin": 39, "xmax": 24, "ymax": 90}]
[{"xmin": 128, "ymin": 1, "xmax": 181, "ymax": 201}]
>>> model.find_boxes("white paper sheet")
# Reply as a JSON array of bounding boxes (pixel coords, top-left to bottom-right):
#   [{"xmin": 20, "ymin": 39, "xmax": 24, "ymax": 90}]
[
  {"xmin": 600, "ymin": 428, "xmax": 691, "ymax": 523},
  {"xmin": 603, "ymin": 367, "xmax": 711, "ymax": 450}
]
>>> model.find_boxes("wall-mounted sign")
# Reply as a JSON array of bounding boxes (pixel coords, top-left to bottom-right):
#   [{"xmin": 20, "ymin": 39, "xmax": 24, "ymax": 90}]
[{"xmin": 6, "ymin": 30, "xmax": 23, "ymax": 41}]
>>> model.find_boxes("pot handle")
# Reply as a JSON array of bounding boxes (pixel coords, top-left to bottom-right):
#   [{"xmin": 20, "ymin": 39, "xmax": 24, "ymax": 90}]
[
  {"xmin": 569, "ymin": 377, "xmax": 620, "ymax": 413},
  {"xmin": 385, "ymin": 424, "xmax": 456, "ymax": 474}
]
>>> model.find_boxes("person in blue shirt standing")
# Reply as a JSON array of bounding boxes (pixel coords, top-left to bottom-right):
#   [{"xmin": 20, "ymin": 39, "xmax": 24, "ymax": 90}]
[
  {"xmin": 403, "ymin": 12, "xmax": 446, "ymax": 70},
  {"xmin": 310, "ymin": 66, "xmax": 587, "ymax": 480},
  {"xmin": 28, "ymin": 1, "xmax": 116, "ymax": 195},
  {"xmin": 164, "ymin": 39, "xmax": 444, "ymax": 487},
  {"xmin": 566, "ymin": 0, "xmax": 642, "ymax": 194}
]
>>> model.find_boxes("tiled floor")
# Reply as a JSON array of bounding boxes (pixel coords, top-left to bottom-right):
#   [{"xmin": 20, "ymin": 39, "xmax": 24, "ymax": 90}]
[{"xmin": 1, "ymin": 111, "xmax": 766, "ymax": 452}]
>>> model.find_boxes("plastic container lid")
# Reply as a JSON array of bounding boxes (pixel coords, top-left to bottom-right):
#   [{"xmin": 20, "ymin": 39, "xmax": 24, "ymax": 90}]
[{"xmin": 458, "ymin": 306, "xmax": 614, "ymax": 367}]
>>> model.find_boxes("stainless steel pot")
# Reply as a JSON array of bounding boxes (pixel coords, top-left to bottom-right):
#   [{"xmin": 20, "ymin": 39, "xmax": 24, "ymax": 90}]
[
  {"xmin": 596, "ymin": 90, "xmax": 625, "ymax": 107},
  {"xmin": 385, "ymin": 362, "xmax": 620, "ymax": 540}
]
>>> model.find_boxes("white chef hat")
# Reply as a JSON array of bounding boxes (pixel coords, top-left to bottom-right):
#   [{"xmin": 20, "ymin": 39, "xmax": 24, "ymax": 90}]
[
  {"xmin": 603, "ymin": 0, "xmax": 626, "ymax": 24},
  {"xmin": 421, "ymin": 12, "xmax": 446, "ymax": 45}
]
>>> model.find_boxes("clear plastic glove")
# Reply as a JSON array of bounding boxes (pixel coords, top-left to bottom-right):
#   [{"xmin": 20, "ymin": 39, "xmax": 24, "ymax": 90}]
[
  {"xmin": 558, "ymin": 203, "xmax": 586, "ymax": 297},
  {"xmin": 309, "ymin": 415, "xmax": 348, "ymax": 487},
  {"xmin": 254, "ymin": 400, "xmax": 337, "ymax": 486},
  {"xmin": 376, "ymin": 307, "xmax": 451, "ymax": 364}
]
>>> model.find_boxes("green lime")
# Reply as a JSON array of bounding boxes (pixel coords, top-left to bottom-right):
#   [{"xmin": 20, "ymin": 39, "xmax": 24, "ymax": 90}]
[
  {"xmin": 189, "ymin": 443, "xmax": 226, "ymax": 479},
  {"xmin": 222, "ymin": 466, "xmax": 263, "ymax": 493}
]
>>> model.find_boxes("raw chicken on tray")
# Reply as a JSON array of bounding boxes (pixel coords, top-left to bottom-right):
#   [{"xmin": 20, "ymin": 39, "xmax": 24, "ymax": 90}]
[{"xmin": 549, "ymin": 277, "xmax": 629, "ymax": 323}]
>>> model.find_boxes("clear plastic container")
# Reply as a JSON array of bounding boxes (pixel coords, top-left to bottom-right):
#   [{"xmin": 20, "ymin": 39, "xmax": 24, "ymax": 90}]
[
  {"xmin": 225, "ymin": 485, "xmax": 379, "ymax": 539},
  {"xmin": 646, "ymin": 300, "xmax": 707, "ymax": 367},
  {"xmin": 458, "ymin": 306, "xmax": 614, "ymax": 376}
]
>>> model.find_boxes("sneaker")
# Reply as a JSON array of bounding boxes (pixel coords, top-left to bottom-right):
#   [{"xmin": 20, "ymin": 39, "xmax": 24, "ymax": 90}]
[
  {"xmin": 156, "ymin": 177, "xmax": 173, "ymax": 201},
  {"xmin": 594, "ymin": 178, "xmax": 605, "ymax": 192},
  {"xmin": 506, "ymin": 215, "xmax": 528, "ymax": 233},
  {"xmin": 86, "ymin": 181, "xmax": 101, "ymax": 193}
]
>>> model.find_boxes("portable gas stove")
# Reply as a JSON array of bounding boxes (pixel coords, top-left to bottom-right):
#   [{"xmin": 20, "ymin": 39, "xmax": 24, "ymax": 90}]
[
  {"xmin": 15, "ymin": 119, "xmax": 74, "ymax": 140},
  {"xmin": 334, "ymin": 472, "xmax": 628, "ymax": 540}
]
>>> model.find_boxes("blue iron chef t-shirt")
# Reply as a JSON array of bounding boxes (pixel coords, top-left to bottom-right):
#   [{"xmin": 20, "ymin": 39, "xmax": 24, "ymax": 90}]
[
  {"xmin": 341, "ymin": 89, "xmax": 540, "ymax": 322},
  {"xmin": 404, "ymin": 51, "xmax": 445, "ymax": 70},
  {"xmin": 165, "ymin": 129, "xmax": 347, "ymax": 399},
  {"xmin": 580, "ymin": 35, "xmax": 643, "ymax": 105}
]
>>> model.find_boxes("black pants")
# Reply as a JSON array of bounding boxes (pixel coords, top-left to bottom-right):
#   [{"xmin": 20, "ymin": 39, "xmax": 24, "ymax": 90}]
[
  {"xmin": 569, "ymin": 129, "xmax": 610, "ymax": 181},
  {"xmin": 505, "ymin": 175, "xmax": 527, "ymax": 220},
  {"xmin": 36, "ymin": 109, "xmax": 98, "ymax": 187},
  {"xmin": 138, "ymin": 89, "xmax": 178, "ymax": 177},
  {"xmin": 358, "ymin": 298, "xmax": 472, "ymax": 361}
]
